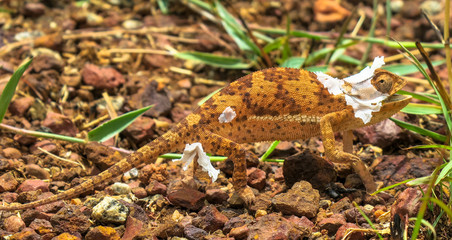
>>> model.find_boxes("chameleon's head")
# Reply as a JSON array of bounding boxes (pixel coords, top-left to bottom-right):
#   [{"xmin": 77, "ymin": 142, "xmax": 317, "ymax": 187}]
[{"xmin": 371, "ymin": 69, "xmax": 406, "ymax": 96}]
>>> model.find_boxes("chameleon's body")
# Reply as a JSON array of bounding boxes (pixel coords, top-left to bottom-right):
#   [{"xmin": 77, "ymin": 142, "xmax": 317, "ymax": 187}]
[{"xmin": 0, "ymin": 67, "xmax": 411, "ymax": 211}]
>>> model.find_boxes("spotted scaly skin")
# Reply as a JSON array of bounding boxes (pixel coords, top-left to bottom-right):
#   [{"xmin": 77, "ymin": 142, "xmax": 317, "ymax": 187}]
[{"xmin": 0, "ymin": 67, "xmax": 411, "ymax": 211}]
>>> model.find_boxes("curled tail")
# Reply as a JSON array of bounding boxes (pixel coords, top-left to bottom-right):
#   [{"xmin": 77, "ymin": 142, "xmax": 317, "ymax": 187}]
[{"xmin": 0, "ymin": 124, "xmax": 186, "ymax": 211}]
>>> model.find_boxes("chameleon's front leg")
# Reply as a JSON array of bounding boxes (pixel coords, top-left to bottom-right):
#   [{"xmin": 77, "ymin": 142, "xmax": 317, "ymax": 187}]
[
  {"xmin": 320, "ymin": 111, "xmax": 378, "ymax": 193},
  {"xmin": 198, "ymin": 130, "xmax": 257, "ymax": 206}
]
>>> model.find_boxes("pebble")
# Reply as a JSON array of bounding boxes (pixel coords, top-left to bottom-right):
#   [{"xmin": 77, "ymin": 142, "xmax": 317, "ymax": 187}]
[
  {"xmin": 122, "ymin": 19, "xmax": 143, "ymax": 29},
  {"xmin": 16, "ymin": 179, "xmax": 49, "ymax": 193},
  {"xmin": 35, "ymin": 192, "xmax": 64, "ymax": 213},
  {"xmin": 145, "ymin": 180, "xmax": 167, "ymax": 195},
  {"xmin": 10, "ymin": 228, "xmax": 41, "ymax": 240},
  {"xmin": 421, "ymin": 0, "xmax": 442, "ymax": 16},
  {"xmin": 50, "ymin": 205, "xmax": 91, "ymax": 233},
  {"xmin": 184, "ymin": 225, "xmax": 208, "ymax": 240},
  {"xmin": 139, "ymin": 164, "xmax": 169, "ymax": 184},
  {"xmin": 42, "ymin": 112, "xmax": 78, "ymax": 137},
  {"xmin": 229, "ymin": 225, "xmax": 249, "ymax": 239},
  {"xmin": 287, "ymin": 215, "xmax": 315, "ymax": 230},
  {"xmin": 8, "ymin": 97, "xmax": 34, "ymax": 116},
  {"xmin": 25, "ymin": 164, "xmax": 50, "ymax": 179},
  {"xmin": 2, "ymin": 147, "xmax": 22, "ymax": 159},
  {"xmin": 31, "ymin": 54, "xmax": 64, "ymax": 72},
  {"xmin": 272, "ymin": 181, "xmax": 320, "ymax": 218},
  {"xmin": 335, "ymin": 223, "xmax": 364, "ymax": 240},
  {"xmin": 81, "ymin": 64, "xmax": 125, "ymax": 89},
  {"xmin": 0, "ymin": 171, "xmax": 19, "ymax": 192},
  {"xmin": 223, "ymin": 216, "xmax": 246, "ymax": 234},
  {"xmin": 123, "ymin": 168, "xmax": 139, "ymax": 182},
  {"xmin": 30, "ymin": 140, "xmax": 59, "ymax": 155},
  {"xmin": 318, "ymin": 214, "xmax": 347, "ymax": 235},
  {"xmin": 85, "ymin": 226, "xmax": 121, "ymax": 240},
  {"xmin": 167, "ymin": 188, "xmax": 206, "ymax": 211},
  {"xmin": 111, "ymin": 182, "xmax": 131, "ymax": 195},
  {"xmin": 390, "ymin": 0, "xmax": 404, "ymax": 13},
  {"xmin": 391, "ymin": 187, "xmax": 422, "ymax": 220},
  {"xmin": 192, "ymin": 205, "xmax": 229, "ymax": 232},
  {"xmin": 23, "ymin": 2, "xmax": 46, "ymax": 17},
  {"xmin": 206, "ymin": 188, "xmax": 229, "ymax": 204},
  {"xmin": 246, "ymin": 167, "xmax": 266, "ymax": 190},
  {"xmin": 131, "ymin": 187, "xmax": 148, "ymax": 199},
  {"xmin": 4, "ymin": 215, "xmax": 26, "ymax": 232},
  {"xmin": 92, "ymin": 197, "xmax": 130, "ymax": 224},
  {"xmin": 29, "ymin": 218, "xmax": 53, "ymax": 235},
  {"xmin": 125, "ymin": 116, "xmax": 155, "ymax": 144},
  {"xmin": 130, "ymin": 81, "xmax": 172, "ymax": 118},
  {"xmin": 52, "ymin": 232, "xmax": 81, "ymax": 240},
  {"xmin": 248, "ymin": 213, "xmax": 310, "ymax": 239},
  {"xmin": 330, "ymin": 197, "xmax": 352, "ymax": 214},
  {"xmin": 122, "ymin": 215, "xmax": 145, "ymax": 240}
]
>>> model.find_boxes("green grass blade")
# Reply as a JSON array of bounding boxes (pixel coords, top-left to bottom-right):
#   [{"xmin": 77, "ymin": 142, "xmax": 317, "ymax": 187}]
[
  {"xmin": 280, "ymin": 57, "xmax": 305, "ymax": 68},
  {"xmin": 198, "ymin": 87, "xmax": 223, "ymax": 106},
  {"xmin": 436, "ymin": 160, "xmax": 452, "ymax": 185},
  {"xmin": 408, "ymin": 217, "xmax": 437, "ymax": 240},
  {"xmin": 0, "ymin": 58, "xmax": 33, "ymax": 123},
  {"xmin": 260, "ymin": 140, "xmax": 280, "ymax": 161},
  {"xmin": 382, "ymin": 60, "xmax": 445, "ymax": 76},
  {"xmin": 371, "ymin": 178, "xmax": 415, "ymax": 195},
  {"xmin": 174, "ymin": 51, "xmax": 252, "ymax": 69},
  {"xmin": 401, "ymin": 103, "xmax": 443, "ymax": 115},
  {"xmin": 428, "ymin": 197, "xmax": 452, "ymax": 221},
  {"xmin": 305, "ymin": 65, "xmax": 328, "ymax": 72},
  {"xmin": 390, "ymin": 118, "xmax": 447, "ymax": 142},
  {"xmin": 408, "ymin": 144, "xmax": 452, "ymax": 150},
  {"xmin": 337, "ymin": 54, "xmax": 361, "ymax": 65},
  {"xmin": 353, "ymin": 202, "xmax": 384, "ymax": 240},
  {"xmin": 397, "ymin": 90, "xmax": 440, "ymax": 105},
  {"xmin": 157, "ymin": 0, "xmax": 169, "ymax": 14},
  {"xmin": 88, "ymin": 105, "xmax": 153, "ymax": 142}
]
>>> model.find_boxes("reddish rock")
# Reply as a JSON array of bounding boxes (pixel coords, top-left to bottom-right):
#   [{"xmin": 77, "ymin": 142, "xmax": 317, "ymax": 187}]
[
  {"xmin": 31, "ymin": 54, "xmax": 64, "ymax": 73},
  {"xmin": 130, "ymin": 81, "xmax": 171, "ymax": 118},
  {"xmin": 23, "ymin": 2, "xmax": 46, "ymax": 17},
  {"xmin": 170, "ymin": 106, "xmax": 192, "ymax": 123},
  {"xmin": 192, "ymin": 205, "xmax": 228, "ymax": 232},
  {"xmin": 4, "ymin": 215, "xmax": 26, "ymax": 232},
  {"xmin": 318, "ymin": 214, "xmax": 347, "ymax": 235},
  {"xmin": 248, "ymin": 213, "xmax": 310, "ymax": 239},
  {"xmin": 25, "ymin": 164, "xmax": 50, "ymax": 179},
  {"xmin": 391, "ymin": 188, "xmax": 422, "ymax": 220},
  {"xmin": 206, "ymin": 188, "xmax": 229, "ymax": 204},
  {"xmin": 223, "ymin": 217, "xmax": 246, "ymax": 234},
  {"xmin": 8, "ymin": 97, "xmax": 34, "ymax": 116},
  {"xmin": 122, "ymin": 215, "xmax": 145, "ymax": 240},
  {"xmin": 139, "ymin": 164, "xmax": 169, "ymax": 184},
  {"xmin": 125, "ymin": 116, "xmax": 155, "ymax": 144},
  {"xmin": 0, "ymin": 171, "xmax": 19, "ymax": 192},
  {"xmin": 29, "ymin": 218, "xmax": 53, "ymax": 235},
  {"xmin": 145, "ymin": 180, "xmax": 167, "ymax": 195},
  {"xmin": 167, "ymin": 188, "xmax": 206, "ymax": 210},
  {"xmin": 274, "ymin": 167, "xmax": 284, "ymax": 181},
  {"xmin": 42, "ymin": 111, "xmax": 78, "ymax": 136},
  {"xmin": 287, "ymin": 215, "xmax": 315, "ymax": 230},
  {"xmin": 184, "ymin": 225, "xmax": 208, "ymax": 240},
  {"xmin": 35, "ymin": 192, "xmax": 64, "ymax": 213},
  {"xmin": 9, "ymin": 227, "xmax": 40, "ymax": 240},
  {"xmin": 344, "ymin": 207, "xmax": 367, "ymax": 224},
  {"xmin": 17, "ymin": 179, "xmax": 49, "ymax": 193},
  {"xmin": 355, "ymin": 118, "xmax": 405, "ymax": 148},
  {"xmin": 247, "ymin": 167, "xmax": 266, "ymax": 190},
  {"xmin": 143, "ymin": 54, "xmax": 170, "ymax": 69},
  {"xmin": 335, "ymin": 223, "xmax": 365, "ymax": 240},
  {"xmin": 1, "ymin": 192, "xmax": 18, "ymax": 203},
  {"xmin": 272, "ymin": 181, "xmax": 320, "ymax": 218},
  {"xmin": 229, "ymin": 225, "xmax": 249, "ymax": 240},
  {"xmin": 283, "ymin": 149, "xmax": 336, "ymax": 189},
  {"xmin": 132, "ymin": 187, "xmax": 148, "ymax": 199},
  {"xmin": 81, "ymin": 64, "xmax": 125, "ymax": 89},
  {"xmin": 30, "ymin": 140, "xmax": 58, "ymax": 155},
  {"xmin": 330, "ymin": 197, "xmax": 353, "ymax": 214},
  {"xmin": 85, "ymin": 226, "xmax": 120, "ymax": 240},
  {"xmin": 177, "ymin": 79, "xmax": 192, "ymax": 89},
  {"xmin": 2, "ymin": 147, "xmax": 22, "ymax": 159},
  {"xmin": 50, "ymin": 205, "xmax": 92, "ymax": 233}
]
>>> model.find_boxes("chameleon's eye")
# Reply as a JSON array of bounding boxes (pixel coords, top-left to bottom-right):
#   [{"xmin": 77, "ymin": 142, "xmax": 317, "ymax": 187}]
[{"xmin": 374, "ymin": 77, "xmax": 393, "ymax": 93}]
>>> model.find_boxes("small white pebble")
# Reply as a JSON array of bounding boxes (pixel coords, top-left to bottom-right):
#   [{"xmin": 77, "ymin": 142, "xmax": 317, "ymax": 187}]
[{"xmin": 111, "ymin": 182, "xmax": 131, "ymax": 195}]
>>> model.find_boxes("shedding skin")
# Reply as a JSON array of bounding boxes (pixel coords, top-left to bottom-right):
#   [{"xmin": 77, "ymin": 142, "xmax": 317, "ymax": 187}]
[{"xmin": 0, "ymin": 67, "xmax": 411, "ymax": 210}]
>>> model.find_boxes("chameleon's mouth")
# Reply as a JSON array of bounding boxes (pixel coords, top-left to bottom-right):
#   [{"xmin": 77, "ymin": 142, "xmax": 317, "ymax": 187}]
[{"xmin": 383, "ymin": 94, "xmax": 411, "ymax": 103}]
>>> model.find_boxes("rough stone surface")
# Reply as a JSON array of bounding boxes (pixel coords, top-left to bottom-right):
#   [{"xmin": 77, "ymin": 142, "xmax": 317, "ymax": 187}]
[
  {"xmin": 283, "ymin": 149, "xmax": 336, "ymax": 189},
  {"xmin": 330, "ymin": 197, "xmax": 353, "ymax": 214},
  {"xmin": 8, "ymin": 97, "xmax": 35, "ymax": 116},
  {"xmin": 125, "ymin": 116, "xmax": 155, "ymax": 144},
  {"xmin": 167, "ymin": 188, "xmax": 206, "ymax": 210},
  {"xmin": 248, "ymin": 213, "xmax": 310, "ymax": 239},
  {"xmin": 24, "ymin": 164, "xmax": 51, "ymax": 179},
  {"xmin": 272, "ymin": 181, "xmax": 320, "ymax": 218},
  {"xmin": 206, "ymin": 188, "xmax": 229, "ymax": 204},
  {"xmin": 318, "ymin": 214, "xmax": 347, "ymax": 235},
  {"xmin": 35, "ymin": 192, "xmax": 65, "ymax": 213},
  {"xmin": 29, "ymin": 218, "xmax": 53, "ymax": 235},
  {"xmin": 16, "ymin": 179, "xmax": 49, "ymax": 193},
  {"xmin": 4, "ymin": 215, "xmax": 26, "ymax": 232},
  {"xmin": 111, "ymin": 182, "xmax": 131, "ymax": 195},
  {"xmin": 122, "ymin": 215, "xmax": 145, "ymax": 240},
  {"xmin": 130, "ymin": 81, "xmax": 171, "ymax": 118},
  {"xmin": 0, "ymin": 171, "xmax": 19, "ymax": 192},
  {"xmin": 192, "ymin": 205, "xmax": 229, "ymax": 232},
  {"xmin": 2, "ymin": 147, "xmax": 22, "ymax": 159},
  {"xmin": 391, "ymin": 187, "xmax": 422, "ymax": 220},
  {"xmin": 184, "ymin": 225, "xmax": 208, "ymax": 240},
  {"xmin": 50, "ymin": 205, "xmax": 91, "ymax": 234},
  {"xmin": 42, "ymin": 111, "xmax": 78, "ymax": 136},
  {"xmin": 91, "ymin": 197, "xmax": 130, "ymax": 224},
  {"xmin": 335, "ymin": 223, "xmax": 365, "ymax": 240},
  {"xmin": 145, "ymin": 180, "xmax": 167, "ymax": 195},
  {"xmin": 81, "ymin": 64, "xmax": 125, "ymax": 89},
  {"xmin": 229, "ymin": 225, "xmax": 249, "ymax": 240},
  {"xmin": 246, "ymin": 167, "xmax": 266, "ymax": 190},
  {"xmin": 85, "ymin": 226, "xmax": 120, "ymax": 240}
]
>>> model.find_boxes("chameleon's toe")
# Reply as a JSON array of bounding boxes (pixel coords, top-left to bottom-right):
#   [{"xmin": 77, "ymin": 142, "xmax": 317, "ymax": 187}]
[{"xmin": 239, "ymin": 186, "xmax": 255, "ymax": 206}]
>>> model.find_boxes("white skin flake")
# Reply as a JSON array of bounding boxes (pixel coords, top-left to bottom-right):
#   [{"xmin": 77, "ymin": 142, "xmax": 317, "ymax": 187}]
[
  {"xmin": 218, "ymin": 106, "xmax": 237, "ymax": 123},
  {"xmin": 173, "ymin": 143, "xmax": 220, "ymax": 182},
  {"xmin": 315, "ymin": 56, "xmax": 388, "ymax": 124}
]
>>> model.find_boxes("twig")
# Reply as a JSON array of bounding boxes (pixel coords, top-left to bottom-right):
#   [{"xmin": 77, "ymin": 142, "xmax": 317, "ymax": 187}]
[{"xmin": 38, "ymin": 147, "xmax": 85, "ymax": 170}]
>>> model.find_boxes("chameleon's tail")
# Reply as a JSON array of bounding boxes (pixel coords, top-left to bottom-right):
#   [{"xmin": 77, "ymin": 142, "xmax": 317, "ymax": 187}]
[{"xmin": 0, "ymin": 123, "xmax": 187, "ymax": 211}]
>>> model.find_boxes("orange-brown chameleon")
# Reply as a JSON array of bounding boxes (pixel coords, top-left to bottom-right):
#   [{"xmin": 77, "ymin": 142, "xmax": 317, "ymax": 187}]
[{"xmin": 0, "ymin": 57, "xmax": 411, "ymax": 210}]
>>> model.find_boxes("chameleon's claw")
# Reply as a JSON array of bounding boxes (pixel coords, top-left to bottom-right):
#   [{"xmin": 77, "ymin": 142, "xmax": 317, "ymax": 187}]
[{"xmin": 239, "ymin": 186, "xmax": 255, "ymax": 207}]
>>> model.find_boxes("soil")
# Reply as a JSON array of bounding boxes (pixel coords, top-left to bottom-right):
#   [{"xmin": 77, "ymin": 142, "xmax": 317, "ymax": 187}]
[{"xmin": 0, "ymin": 0, "xmax": 451, "ymax": 239}]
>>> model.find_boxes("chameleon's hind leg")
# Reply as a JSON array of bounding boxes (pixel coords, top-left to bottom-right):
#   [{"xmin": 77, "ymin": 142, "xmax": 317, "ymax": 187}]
[
  {"xmin": 320, "ymin": 111, "xmax": 378, "ymax": 193},
  {"xmin": 197, "ymin": 130, "xmax": 257, "ymax": 206}
]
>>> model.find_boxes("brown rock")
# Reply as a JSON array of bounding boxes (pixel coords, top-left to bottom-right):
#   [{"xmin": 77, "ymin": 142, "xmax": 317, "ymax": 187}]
[
  {"xmin": 354, "ymin": 118, "xmax": 405, "ymax": 148},
  {"xmin": 248, "ymin": 213, "xmax": 310, "ymax": 239},
  {"xmin": 206, "ymin": 188, "xmax": 229, "ymax": 204},
  {"xmin": 52, "ymin": 232, "xmax": 81, "ymax": 240},
  {"xmin": 167, "ymin": 188, "xmax": 206, "ymax": 210},
  {"xmin": 283, "ymin": 149, "xmax": 336, "ymax": 189},
  {"xmin": 25, "ymin": 164, "xmax": 50, "ymax": 179},
  {"xmin": 31, "ymin": 54, "xmax": 64, "ymax": 73},
  {"xmin": 192, "ymin": 205, "xmax": 229, "ymax": 232},
  {"xmin": 29, "ymin": 218, "xmax": 53, "ymax": 235},
  {"xmin": 130, "ymin": 81, "xmax": 172, "ymax": 118},
  {"xmin": 9, "ymin": 228, "xmax": 41, "ymax": 240},
  {"xmin": 143, "ymin": 54, "xmax": 170, "ymax": 69},
  {"xmin": 247, "ymin": 167, "xmax": 266, "ymax": 190},
  {"xmin": 313, "ymin": 0, "xmax": 350, "ymax": 23},
  {"xmin": 85, "ymin": 226, "xmax": 120, "ymax": 240},
  {"xmin": 177, "ymin": 79, "xmax": 192, "ymax": 89},
  {"xmin": 139, "ymin": 164, "xmax": 169, "ymax": 184},
  {"xmin": 3, "ymin": 147, "xmax": 22, "ymax": 159},
  {"xmin": 122, "ymin": 215, "xmax": 145, "ymax": 240},
  {"xmin": 23, "ymin": 2, "xmax": 46, "ymax": 17},
  {"xmin": 17, "ymin": 179, "xmax": 49, "ymax": 193},
  {"xmin": 0, "ymin": 192, "xmax": 18, "ymax": 203},
  {"xmin": 81, "ymin": 64, "xmax": 125, "ymax": 89},
  {"xmin": 4, "ymin": 215, "xmax": 26, "ymax": 232},
  {"xmin": 287, "ymin": 215, "xmax": 315, "ymax": 230},
  {"xmin": 145, "ymin": 180, "xmax": 167, "ymax": 195},
  {"xmin": 42, "ymin": 111, "xmax": 78, "ymax": 136},
  {"xmin": 50, "ymin": 205, "xmax": 92, "ymax": 234},
  {"xmin": 184, "ymin": 225, "xmax": 208, "ymax": 240},
  {"xmin": 318, "ymin": 214, "xmax": 346, "ymax": 235},
  {"xmin": 229, "ymin": 225, "xmax": 249, "ymax": 240},
  {"xmin": 30, "ymin": 140, "xmax": 58, "ymax": 155},
  {"xmin": 330, "ymin": 197, "xmax": 353, "ymax": 214},
  {"xmin": 0, "ymin": 171, "xmax": 19, "ymax": 192},
  {"xmin": 131, "ymin": 187, "xmax": 148, "ymax": 199},
  {"xmin": 272, "ymin": 181, "xmax": 320, "ymax": 218},
  {"xmin": 335, "ymin": 223, "xmax": 365, "ymax": 240},
  {"xmin": 391, "ymin": 188, "xmax": 422, "ymax": 220},
  {"xmin": 125, "ymin": 116, "xmax": 155, "ymax": 144},
  {"xmin": 35, "ymin": 192, "xmax": 64, "ymax": 213},
  {"xmin": 8, "ymin": 97, "xmax": 34, "ymax": 116}
]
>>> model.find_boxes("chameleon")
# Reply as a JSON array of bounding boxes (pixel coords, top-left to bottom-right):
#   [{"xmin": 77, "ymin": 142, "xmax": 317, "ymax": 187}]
[{"xmin": 0, "ymin": 57, "xmax": 411, "ymax": 210}]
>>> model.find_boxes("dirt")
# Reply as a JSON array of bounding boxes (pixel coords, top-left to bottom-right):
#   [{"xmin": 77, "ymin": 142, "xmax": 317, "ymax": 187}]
[{"xmin": 0, "ymin": 0, "xmax": 450, "ymax": 239}]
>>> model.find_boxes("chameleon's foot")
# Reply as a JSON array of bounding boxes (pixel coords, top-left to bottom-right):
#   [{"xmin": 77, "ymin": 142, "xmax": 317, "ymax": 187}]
[
  {"xmin": 229, "ymin": 186, "xmax": 255, "ymax": 207},
  {"xmin": 351, "ymin": 158, "xmax": 377, "ymax": 193}
]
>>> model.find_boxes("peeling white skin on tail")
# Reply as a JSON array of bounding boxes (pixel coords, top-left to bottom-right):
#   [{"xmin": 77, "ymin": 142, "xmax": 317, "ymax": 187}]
[
  {"xmin": 173, "ymin": 143, "xmax": 220, "ymax": 182},
  {"xmin": 315, "ymin": 56, "xmax": 388, "ymax": 124},
  {"xmin": 218, "ymin": 106, "xmax": 237, "ymax": 123}
]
